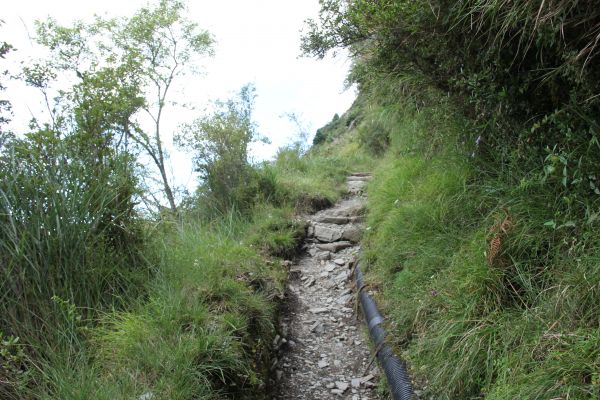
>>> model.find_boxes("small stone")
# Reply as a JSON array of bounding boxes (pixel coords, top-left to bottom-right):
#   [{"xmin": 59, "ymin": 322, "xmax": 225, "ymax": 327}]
[
  {"xmin": 325, "ymin": 382, "xmax": 335, "ymax": 389},
  {"xmin": 335, "ymin": 381, "xmax": 349, "ymax": 392},
  {"xmin": 334, "ymin": 270, "xmax": 349, "ymax": 283},
  {"xmin": 318, "ymin": 360, "xmax": 329, "ymax": 368},
  {"xmin": 333, "ymin": 258, "xmax": 345, "ymax": 265},
  {"xmin": 325, "ymin": 263, "xmax": 336, "ymax": 272},
  {"xmin": 337, "ymin": 294, "xmax": 353, "ymax": 304},
  {"xmin": 333, "ymin": 359, "xmax": 341, "ymax": 367},
  {"xmin": 351, "ymin": 378, "xmax": 361, "ymax": 388},
  {"xmin": 304, "ymin": 277, "xmax": 316, "ymax": 287},
  {"xmin": 310, "ymin": 322, "xmax": 325, "ymax": 334},
  {"xmin": 311, "ymin": 307, "xmax": 328, "ymax": 314},
  {"xmin": 275, "ymin": 370, "xmax": 283, "ymax": 381},
  {"xmin": 361, "ymin": 374, "xmax": 374, "ymax": 383}
]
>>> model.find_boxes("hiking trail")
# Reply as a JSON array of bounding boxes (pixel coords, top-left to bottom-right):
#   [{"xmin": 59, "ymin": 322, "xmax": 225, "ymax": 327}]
[{"xmin": 272, "ymin": 174, "xmax": 381, "ymax": 399}]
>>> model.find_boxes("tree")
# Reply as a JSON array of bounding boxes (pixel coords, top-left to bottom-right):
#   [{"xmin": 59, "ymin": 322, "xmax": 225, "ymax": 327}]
[
  {"xmin": 32, "ymin": 0, "xmax": 214, "ymax": 212},
  {"xmin": 176, "ymin": 85, "xmax": 266, "ymax": 211}
]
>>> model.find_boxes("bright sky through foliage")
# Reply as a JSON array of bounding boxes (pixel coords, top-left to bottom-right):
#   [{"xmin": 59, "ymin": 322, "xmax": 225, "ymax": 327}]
[{"xmin": 1, "ymin": 0, "xmax": 355, "ymax": 191}]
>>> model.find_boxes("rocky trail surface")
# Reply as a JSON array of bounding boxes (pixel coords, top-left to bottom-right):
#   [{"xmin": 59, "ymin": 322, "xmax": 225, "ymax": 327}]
[{"xmin": 272, "ymin": 174, "xmax": 381, "ymax": 399}]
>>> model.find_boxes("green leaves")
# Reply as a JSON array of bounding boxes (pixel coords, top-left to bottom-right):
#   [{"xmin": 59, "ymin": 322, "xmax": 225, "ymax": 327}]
[
  {"xmin": 177, "ymin": 85, "xmax": 263, "ymax": 212},
  {"xmin": 29, "ymin": 0, "xmax": 215, "ymax": 212}
]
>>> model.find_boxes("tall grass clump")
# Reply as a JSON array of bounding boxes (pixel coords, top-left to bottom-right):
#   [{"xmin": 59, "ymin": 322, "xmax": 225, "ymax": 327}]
[
  {"xmin": 353, "ymin": 77, "xmax": 600, "ymax": 398},
  {"xmin": 0, "ymin": 130, "xmax": 146, "ymax": 398},
  {"xmin": 29, "ymin": 216, "xmax": 286, "ymax": 400}
]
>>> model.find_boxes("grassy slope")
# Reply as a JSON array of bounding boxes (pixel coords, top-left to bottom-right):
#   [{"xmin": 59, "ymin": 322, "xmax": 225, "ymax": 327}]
[
  {"xmin": 31, "ymin": 128, "xmax": 374, "ymax": 399},
  {"xmin": 17, "ymin": 72, "xmax": 600, "ymax": 399},
  {"xmin": 352, "ymin": 81, "xmax": 600, "ymax": 399}
]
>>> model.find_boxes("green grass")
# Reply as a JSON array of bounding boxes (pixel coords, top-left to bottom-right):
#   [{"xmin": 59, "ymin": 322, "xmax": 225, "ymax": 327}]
[
  {"xmin": 358, "ymin": 80, "xmax": 600, "ymax": 399},
  {"xmin": 31, "ymin": 218, "xmax": 286, "ymax": 400},
  {"xmin": 9, "ymin": 124, "xmax": 375, "ymax": 399}
]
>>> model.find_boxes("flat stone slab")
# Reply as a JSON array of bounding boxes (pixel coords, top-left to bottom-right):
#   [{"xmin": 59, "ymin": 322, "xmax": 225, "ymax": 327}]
[
  {"xmin": 313, "ymin": 224, "xmax": 344, "ymax": 242},
  {"xmin": 329, "ymin": 199, "xmax": 366, "ymax": 218},
  {"xmin": 316, "ymin": 241, "xmax": 353, "ymax": 253},
  {"xmin": 315, "ymin": 215, "xmax": 350, "ymax": 224},
  {"xmin": 347, "ymin": 176, "xmax": 370, "ymax": 182}
]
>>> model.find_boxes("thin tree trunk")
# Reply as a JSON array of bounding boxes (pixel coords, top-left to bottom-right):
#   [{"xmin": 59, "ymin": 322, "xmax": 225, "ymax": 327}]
[{"xmin": 158, "ymin": 163, "xmax": 177, "ymax": 213}]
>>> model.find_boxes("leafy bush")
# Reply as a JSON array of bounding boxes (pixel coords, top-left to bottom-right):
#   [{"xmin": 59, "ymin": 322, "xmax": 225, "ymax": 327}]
[{"xmin": 178, "ymin": 85, "xmax": 275, "ymax": 213}]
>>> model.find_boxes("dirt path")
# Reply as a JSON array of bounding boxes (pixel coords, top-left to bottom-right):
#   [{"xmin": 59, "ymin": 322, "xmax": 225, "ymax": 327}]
[{"xmin": 272, "ymin": 174, "xmax": 381, "ymax": 399}]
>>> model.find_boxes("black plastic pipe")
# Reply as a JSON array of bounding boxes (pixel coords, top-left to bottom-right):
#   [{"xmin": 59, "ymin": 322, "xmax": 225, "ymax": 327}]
[{"xmin": 354, "ymin": 264, "xmax": 414, "ymax": 400}]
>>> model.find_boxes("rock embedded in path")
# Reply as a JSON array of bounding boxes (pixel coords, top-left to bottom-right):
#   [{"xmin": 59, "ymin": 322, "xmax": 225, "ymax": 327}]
[
  {"xmin": 342, "ymin": 225, "xmax": 362, "ymax": 243},
  {"xmin": 315, "ymin": 215, "xmax": 350, "ymax": 224},
  {"xmin": 347, "ymin": 180, "xmax": 367, "ymax": 194},
  {"xmin": 312, "ymin": 224, "xmax": 344, "ymax": 242},
  {"xmin": 330, "ymin": 200, "xmax": 365, "ymax": 218},
  {"xmin": 316, "ymin": 241, "xmax": 353, "ymax": 253},
  {"xmin": 347, "ymin": 175, "xmax": 370, "ymax": 181}
]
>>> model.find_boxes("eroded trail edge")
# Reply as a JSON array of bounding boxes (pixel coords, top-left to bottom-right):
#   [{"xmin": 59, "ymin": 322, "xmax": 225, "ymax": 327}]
[{"xmin": 272, "ymin": 174, "xmax": 380, "ymax": 399}]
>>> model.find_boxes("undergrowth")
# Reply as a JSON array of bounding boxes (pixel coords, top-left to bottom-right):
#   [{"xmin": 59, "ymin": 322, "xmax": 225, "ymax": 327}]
[
  {"xmin": 356, "ymin": 78, "xmax": 600, "ymax": 399},
  {"xmin": 1, "ymin": 125, "xmax": 373, "ymax": 399}
]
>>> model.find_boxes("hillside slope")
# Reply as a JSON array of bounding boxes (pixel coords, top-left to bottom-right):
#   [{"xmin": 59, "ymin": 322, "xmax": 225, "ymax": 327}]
[{"xmin": 313, "ymin": 79, "xmax": 600, "ymax": 399}]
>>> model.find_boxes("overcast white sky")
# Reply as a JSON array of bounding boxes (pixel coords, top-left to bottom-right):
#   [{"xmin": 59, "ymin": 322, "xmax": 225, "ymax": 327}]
[{"xmin": 0, "ymin": 0, "xmax": 355, "ymax": 195}]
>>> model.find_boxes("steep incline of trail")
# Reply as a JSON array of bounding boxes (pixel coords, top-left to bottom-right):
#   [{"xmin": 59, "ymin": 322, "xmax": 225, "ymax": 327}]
[{"xmin": 273, "ymin": 174, "xmax": 380, "ymax": 399}]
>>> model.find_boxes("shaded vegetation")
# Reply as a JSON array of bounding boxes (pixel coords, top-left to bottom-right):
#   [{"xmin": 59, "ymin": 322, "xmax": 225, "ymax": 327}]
[{"xmin": 304, "ymin": 1, "xmax": 600, "ymax": 398}]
